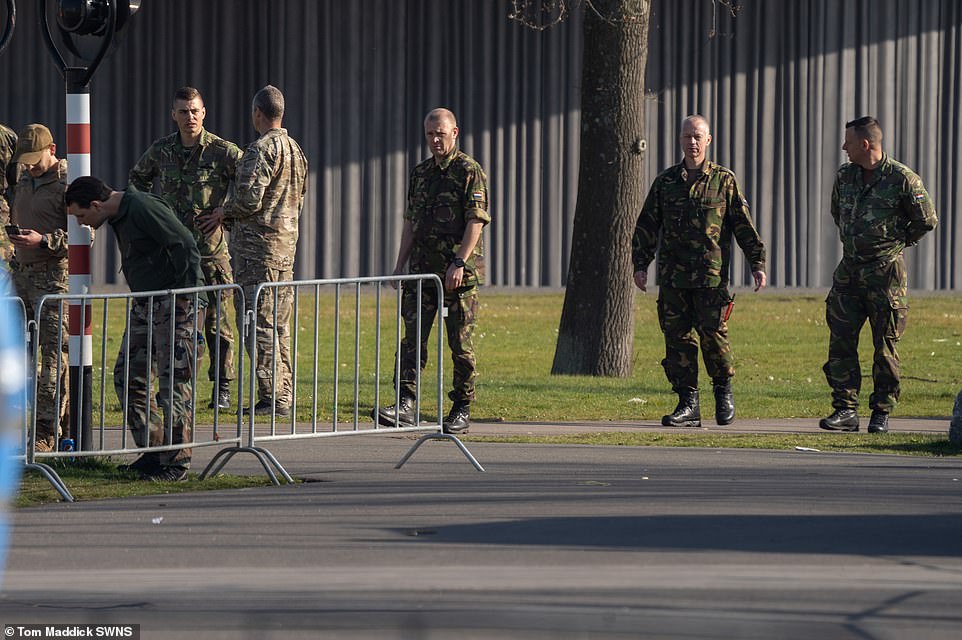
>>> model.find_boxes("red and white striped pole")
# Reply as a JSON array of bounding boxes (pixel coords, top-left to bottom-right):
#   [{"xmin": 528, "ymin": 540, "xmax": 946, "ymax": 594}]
[{"xmin": 65, "ymin": 67, "xmax": 93, "ymax": 451}]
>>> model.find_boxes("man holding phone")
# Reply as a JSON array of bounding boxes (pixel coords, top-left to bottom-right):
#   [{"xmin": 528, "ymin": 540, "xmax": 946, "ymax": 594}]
[{"xmin": 8, "ymin": 124, "xmax": 72, "ymax": 451}]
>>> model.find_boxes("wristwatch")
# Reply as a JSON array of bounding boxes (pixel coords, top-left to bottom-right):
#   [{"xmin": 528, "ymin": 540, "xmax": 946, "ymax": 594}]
[{"xmin": 452, "ymin": 257, "xmax": 466, "ymax": 269}]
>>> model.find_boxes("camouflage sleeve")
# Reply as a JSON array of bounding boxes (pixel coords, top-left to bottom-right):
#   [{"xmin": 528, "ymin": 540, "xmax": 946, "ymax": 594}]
[
  {"xmin": 726, "ymin": 176, "xmax": 766, "ymax": 273},
  {"xmin": 901, "ymin": 173, "xmax": 938, "ymax": 246},
  {"xmin": 45, "ymin": 229, "xmax": 69, "ymax": 257},
  {"xmin": 128, "ymin": 146, "xmax": 158, "ymax": 192},
  {"xmin": 403, "ymin": 170, "xmax": 419, "ymax": 223},
  {"xmin": 463, "ymin": 165, "xmax": 491, "ymax": 225},
  {"xmin": 830, "ymin": 175, "xmax": 842, "ymax": 228},
  {"xmin": 227, "ymin": 146, "xmax": 273, "ymax": 219},
  {"xmin": 632, "ymin": 178, "xmax": 662, "ymax": 272}
]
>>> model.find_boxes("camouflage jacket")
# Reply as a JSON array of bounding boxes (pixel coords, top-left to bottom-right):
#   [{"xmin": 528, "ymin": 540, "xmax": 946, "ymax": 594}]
[
  {"xmin": 0, "ymin": 124, "xmax": 17, "ymax": 216},
  {"xmin": 129, "ymin": 128, "xmax": 242, "ymax": 259},
  {"xmin": 225, "ymin": 128, "xmax": 307, "ymax": 271},
  {"xmin": 633, "ymin": 160, "xmax": 766, "ymax": 288},
  {"xmin": 110, "ymin": 187, "xmax": 203, "ymax": 292},
  {"xmin": 11, "ymin": 159, "xmax": 70, "ymax": 266},
  {"xmin": 830, "ymin": 153, "xmax": 938, "ymax": 284},
  {"xmin": 405, "ymin": 149, "xmax": 490, "ymax": 286}
]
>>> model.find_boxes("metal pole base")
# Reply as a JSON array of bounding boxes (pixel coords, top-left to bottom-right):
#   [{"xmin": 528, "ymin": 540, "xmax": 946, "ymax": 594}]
[{"xmin": 395, "ymin": 432, "xmax": 485, "ymax": 471}]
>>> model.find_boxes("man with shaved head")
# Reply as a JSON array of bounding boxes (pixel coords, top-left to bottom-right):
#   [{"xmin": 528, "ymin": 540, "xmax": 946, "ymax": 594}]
[
  {"xmin": 373, "ymin": 107, "xmax": 490, "ymax": 434},
  {"xmin": 633, "ymin": 115, "xmax": 767, "ymax": 429}
]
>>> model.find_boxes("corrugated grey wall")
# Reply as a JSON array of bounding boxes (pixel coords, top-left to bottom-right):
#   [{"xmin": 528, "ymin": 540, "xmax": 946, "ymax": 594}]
[
  {"xmin": 1, "ymin": 1, "xmax": 959, "ymax": 289},
  {"xmin": 646, "ymin": 0, "xmax": 962, "ymax": 289}
]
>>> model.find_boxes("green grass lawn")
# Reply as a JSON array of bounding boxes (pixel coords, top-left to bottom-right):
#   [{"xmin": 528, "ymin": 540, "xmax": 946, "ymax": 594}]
[{"xmin": 82, "ymin": 288, "xmax": 962, "ymax": 425}]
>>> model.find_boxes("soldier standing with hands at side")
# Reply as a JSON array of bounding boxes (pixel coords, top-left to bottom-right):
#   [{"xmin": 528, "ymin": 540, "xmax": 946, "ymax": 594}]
[
  {"xmin": 372, "ymin": 107, "xmax": 490, "ymax": 434},
  {"xmin": 633, "ymin": 115, "xmax": 766, "ymax": 428},
  {"xmin": 130, "ymin": 86, "xmax": 242, "ymax": 411},
  {"xmin": 819, "ymin": 116, "xmax": 937, "ymax": 434}
]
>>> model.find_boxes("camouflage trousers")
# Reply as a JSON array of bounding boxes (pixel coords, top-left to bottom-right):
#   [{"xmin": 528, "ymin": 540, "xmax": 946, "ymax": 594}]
[
  {"xmin": 234, "ymin": 256, "xmax": 294, "ymax": 405},
  {"xmin": 113, "ymin": 295, "xmax": 196, "ymax": 467},
  {"xmin": 823, "ymin": 262, "xmax": 908, "ymax": 413},
  {"xmin": 199, "ymin": 253, "xmax": 236, "ymax": 383},
  {"xmin": 397, "ymin": 281, "xmax": 479, "ymax": 403},
  {"xmin": 12, "ymin": 259, "xmax": 69, "ymax": 442},
  {"xmin": 657, "ymin": 286, "xmax": 734, "ymax": 391},
  {"xmin": 0, "ymin": 202, "xmax": 12, "ymax": 268}
]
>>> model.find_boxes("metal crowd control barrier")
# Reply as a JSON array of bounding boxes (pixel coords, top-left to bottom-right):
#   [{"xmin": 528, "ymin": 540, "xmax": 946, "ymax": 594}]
[
  {"xmin": 25, "ymin": 284, "xmax": 245, "ymax": 497},
  {"xmin": 202, "ymin": 273, "xmax": 484, "ymax": 482},
  {"xmin": 0, "ymin": 295, "xmax": 59, "ymax": 499}
]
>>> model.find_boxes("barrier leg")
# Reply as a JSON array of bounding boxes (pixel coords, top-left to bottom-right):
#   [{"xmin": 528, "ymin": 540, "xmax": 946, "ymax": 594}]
[
  {"xmin": 395, "ymin": 433, "xmax": 485, "ymax": 472},
  {"xmin": 23, "ymin": 462, "xmax": 75, "ymax": 502},
  {"xmin": 199, "ymin": 445, "xmax": 294, "ymax": 485}
]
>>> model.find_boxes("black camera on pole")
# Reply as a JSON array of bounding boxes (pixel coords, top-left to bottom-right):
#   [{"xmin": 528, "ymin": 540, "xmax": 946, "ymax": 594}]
[{"xmin": 46, "ymin": 0, "xmax": 140, "ymax": 66}]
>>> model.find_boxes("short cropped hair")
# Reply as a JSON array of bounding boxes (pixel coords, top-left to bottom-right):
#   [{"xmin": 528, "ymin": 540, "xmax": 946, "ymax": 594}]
[
  {"xmin": 65, "ymin": 176, "xmax": 112, "ymax": 208},
  {"xmin": 845, "ymin": 116, "xmax": 883, "ymax": 146},
  {"xmin": 424, "ymin": 107, "xmax": 457, "ymax": 129},
  {"xmin": 173, "ymin": 86, "xmax": 202, "ymax": 103},
  {"xmin": 253, "ymin": 85, "xmax": 285, "ymax": 121}
]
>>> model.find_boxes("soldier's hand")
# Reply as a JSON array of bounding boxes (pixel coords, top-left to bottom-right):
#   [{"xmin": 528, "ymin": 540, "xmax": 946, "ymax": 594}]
[
  {"xmin": 633, "ymin": 270, "xmax": 648, "ymax": 292},
  {"xmin": 445, "ymin": 263, "xmax": 464, "ymax": 292},
  {"xmin": 9, "ymin": 228, "xmax": 43, "ymax": 248},
  {"xmin": 753, "ymin": 271, "xmax": 767, "ymax": 291},
  {"xmin": 196, "ymin": 208, "xmax": 225, "ymax": 236}
]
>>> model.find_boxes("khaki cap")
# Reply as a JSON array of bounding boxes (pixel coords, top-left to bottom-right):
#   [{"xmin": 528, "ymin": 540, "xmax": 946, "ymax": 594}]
[{"xmin": 15, "ymin": 124, "xmax": 54, "ymax": 165}]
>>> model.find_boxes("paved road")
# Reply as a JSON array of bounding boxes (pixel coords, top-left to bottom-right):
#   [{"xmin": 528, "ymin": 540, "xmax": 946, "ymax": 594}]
[{"xmin": 3, "ymin": 422, "xmax": 962, "ymax": 639}]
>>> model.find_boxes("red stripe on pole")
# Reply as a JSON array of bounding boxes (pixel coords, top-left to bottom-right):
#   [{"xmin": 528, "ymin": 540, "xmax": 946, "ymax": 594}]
[
  {"xmin": 68, "ymin": 304, "xmax": 93, "ymax": 335},
  {"xmin": 66, "ymin": 123, "xmax": 91, "ymax": 154},
  {"xmin": 67, "ymin": 245, "xmax": 91, "ymax": 273}
]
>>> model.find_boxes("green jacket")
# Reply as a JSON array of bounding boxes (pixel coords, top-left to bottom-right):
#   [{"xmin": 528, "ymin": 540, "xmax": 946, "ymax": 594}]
[
  {"xmin": 831, "ymin": 153, "xmax": 938, "ymax": 274},
  {"xmin": 405, "ymin": 149, "xmax": 490, "ymax": 286},
  {"xmin": 633, "ymin": 160, "xmax": 766, "ymax": 288},
  {"xmin": 110, "ymin": 188, "xmax": 203, "ymax": 292},
  {"xmin": 129, "ymin": 128, "xmax": 241, "ymax": 259}
]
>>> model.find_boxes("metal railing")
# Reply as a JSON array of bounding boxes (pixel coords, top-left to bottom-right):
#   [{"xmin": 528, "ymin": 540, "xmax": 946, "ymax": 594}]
[{"xmin": 203, "ymin": 274, "xmax": 483, "ymax": 482}]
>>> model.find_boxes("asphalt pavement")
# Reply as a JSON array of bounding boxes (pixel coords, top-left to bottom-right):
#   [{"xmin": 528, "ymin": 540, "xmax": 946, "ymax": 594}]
[{"xmin": 1, "ymin": 417, "xmax": 961, "ymax": 639}]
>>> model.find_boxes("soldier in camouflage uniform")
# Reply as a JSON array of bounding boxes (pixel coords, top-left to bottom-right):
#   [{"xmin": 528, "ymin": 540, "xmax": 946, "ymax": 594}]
[
  {"xmin": 66, "ymin": 176, "xmax": 204, "ymax": 482},
  {"xmin": 633, "ymin": 115, "xmax": 767, "ymax": 428},
  {"xmin": 207, "ymin": 85, "xmax": 307, "ymax": 417},
  {"xmin": 820, "ymin": 117, "xmax": 938, "ymax": 434},
  {"xmin": 0, "ymin": 123, "xmax": 18, "ymax": 266},
  {"xmin": 130, "ymin": 86, "xmax": 242, "ymax": 411},
  {"xmin": 9, "ymin": 125, "xmax": 71, "ymax": 451},
  {"xmin": 372, "ymin": 108, "xmax": 490, "ymax": 434}
]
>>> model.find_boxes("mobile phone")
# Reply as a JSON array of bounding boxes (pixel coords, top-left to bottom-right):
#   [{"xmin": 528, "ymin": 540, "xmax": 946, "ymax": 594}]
[{"xmin": 4, "ymin": 224, "xmax": 22, "ymax": 236}]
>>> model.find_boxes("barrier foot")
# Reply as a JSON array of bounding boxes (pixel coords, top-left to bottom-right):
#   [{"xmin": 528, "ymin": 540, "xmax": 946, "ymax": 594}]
[
  {"xmin": 199, "ymin": 446, "xmax": 294, "ymax": 486},
  {"xmin": 24, "ymin": 462, "xmax": 75, "ymax": 502},
  {"xmin": 395, "ymin": 431, "xmax": 485, "ymax": 471}
]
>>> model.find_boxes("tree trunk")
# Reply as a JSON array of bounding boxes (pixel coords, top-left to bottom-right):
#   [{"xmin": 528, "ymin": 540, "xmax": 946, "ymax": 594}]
[{"xmin": 550, "ymin": 0, "xmax": 650, "ymax": 376}]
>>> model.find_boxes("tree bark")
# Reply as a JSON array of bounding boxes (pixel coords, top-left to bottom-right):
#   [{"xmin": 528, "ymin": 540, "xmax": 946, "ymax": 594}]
[{"xmin": 550, "ymin": 0, "xmax": 650, "ymax": 376}]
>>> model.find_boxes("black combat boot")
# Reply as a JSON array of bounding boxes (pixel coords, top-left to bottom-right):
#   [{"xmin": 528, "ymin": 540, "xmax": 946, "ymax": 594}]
[
  {"xmin": 662, "ymin": 388, "xmax": 701, "ymax": 428},
  {"xmin": 443, "ymin": 402, "xmax": 471, "ymax": 434},
  {"xmin": 713, "ymin": 378, "xmax": 735, "ymax": 426},
  {"xmin": 208, "ymin": 381, "xmax": 231, "ymax": 409},
  {"xmin": 371, "ymin": 393, "xmax": 417, "ymax": 427},
  {"xmin": 867, "ymin": 410, "xmax": 889, "ymax": 433},
  {"xmin": 819, "ymin": 408, "xmax": 859, "ymax": 432}
]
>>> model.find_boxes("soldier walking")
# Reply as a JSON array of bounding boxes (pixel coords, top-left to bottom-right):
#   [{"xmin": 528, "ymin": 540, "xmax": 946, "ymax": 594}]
[
  {"xmin": 66, "ymin": 176, "xmax": 203, "ymax": 482},
  {"xmin": 130, "ymin": 86, "xmax": 242, "ymax": 410},
  {"xmin": 632, "ymin": 115, "xmax": 767, "ymax": 428},
  {"xmin": 819, "ymin": 116, "xmax": 938, "ymax": 434},
  {"xmin": 372, "ymin": 107, "xmax": 490, "ymax": 434}
]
